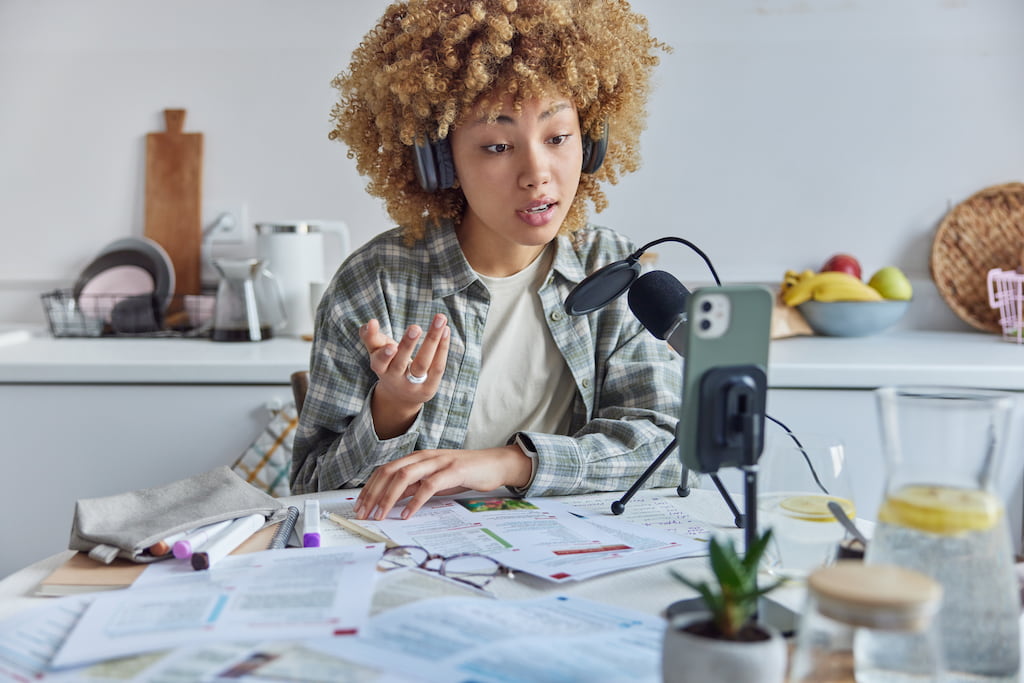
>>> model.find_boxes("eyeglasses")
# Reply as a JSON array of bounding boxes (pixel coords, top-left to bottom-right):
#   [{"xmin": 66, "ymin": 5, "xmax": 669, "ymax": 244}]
[{"xmin": 378, "ymin": 545, "xmax": 515, "ymax": 589}]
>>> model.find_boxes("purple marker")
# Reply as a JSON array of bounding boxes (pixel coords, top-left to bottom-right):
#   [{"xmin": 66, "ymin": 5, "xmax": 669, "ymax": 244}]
[
  {"xmin": 172, "ymin": 519, "xmax": 233, "ymax": 559},
  {"xmin": 303, "ymin": 499, "xmax": 321, "ymax": 548}
]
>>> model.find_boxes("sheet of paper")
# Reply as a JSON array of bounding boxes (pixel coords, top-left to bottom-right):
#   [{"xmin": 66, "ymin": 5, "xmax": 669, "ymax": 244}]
[
  {"xmin": 551, "ymin": 490, "xmax": 713, "ymax": 539},
  {"xmin": 308, "ymin": 594, "xmax": 666, "ymax": 683},
  {"xmin": 0, "ymin": 594, "xmax": 92, "ymax": 680},
  {"xmin": 49, "ymin": 544, "xmax": 382, "ymax": 671}
]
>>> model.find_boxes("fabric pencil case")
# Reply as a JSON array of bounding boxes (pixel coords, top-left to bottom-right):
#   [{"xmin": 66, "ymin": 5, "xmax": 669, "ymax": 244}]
[{"xmin": 69, "ymin": 466, "xmax": 287, "ymax": 564}]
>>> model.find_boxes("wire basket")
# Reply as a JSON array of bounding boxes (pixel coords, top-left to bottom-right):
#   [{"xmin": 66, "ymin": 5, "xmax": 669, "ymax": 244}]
[
  {"xmin": 40, "ymin": 289, "xmax": 214, "ymax": 338},
  {"xmin": 986, "ymin": 268, "xmax": 1024, "ymax": 344}
]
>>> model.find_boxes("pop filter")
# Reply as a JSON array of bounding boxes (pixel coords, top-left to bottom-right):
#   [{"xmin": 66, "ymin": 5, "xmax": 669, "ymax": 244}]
[{"xmin": 563, "ymin": 256, "xmax": 642, "ymax": 315}]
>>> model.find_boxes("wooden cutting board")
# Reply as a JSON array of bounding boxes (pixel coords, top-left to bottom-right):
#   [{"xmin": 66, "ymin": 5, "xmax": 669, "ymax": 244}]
[{"xmin": 145, "ymin": 108, "xmax": 203, "ymax": 297}]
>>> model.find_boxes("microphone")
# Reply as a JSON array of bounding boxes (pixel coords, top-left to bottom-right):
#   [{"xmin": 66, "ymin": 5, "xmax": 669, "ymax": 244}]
[{"xmin": 627, "ymin": 270, "xmax": 691, "ymax": 355}]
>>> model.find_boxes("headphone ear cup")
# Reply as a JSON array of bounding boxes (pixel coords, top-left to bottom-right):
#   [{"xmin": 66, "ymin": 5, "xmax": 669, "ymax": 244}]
[
  {"xmin": 434, "ymin": 138, "xmax": 456, "ymax": 190},
  {"xmin": 413, "ymin": 138, "xmax": 456, "ymax": 192},
  {"xmin": 581, "ymin": 122, "xmax": 609, "ymax": 175}
]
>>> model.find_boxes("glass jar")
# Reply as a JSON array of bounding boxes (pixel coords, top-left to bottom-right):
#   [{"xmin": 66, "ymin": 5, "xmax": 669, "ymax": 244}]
[
  {"xmin": 789, "ymin": 561, "xmax": 944, "ymax": 683},
  {"xmin": 867, "ymin": 387, "xmax": 1020, "ymax": 681}
]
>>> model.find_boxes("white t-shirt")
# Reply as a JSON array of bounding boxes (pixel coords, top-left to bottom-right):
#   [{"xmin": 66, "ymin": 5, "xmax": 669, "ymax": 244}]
[{"xmin": 462, "ymin": 247, "xmax": 575, "ymax": 450}]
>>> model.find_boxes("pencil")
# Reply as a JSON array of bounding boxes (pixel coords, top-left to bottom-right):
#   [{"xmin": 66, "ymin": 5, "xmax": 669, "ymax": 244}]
[{"xmin": 325, "ymin": 512, "xmax": 397, "ymax": 548}]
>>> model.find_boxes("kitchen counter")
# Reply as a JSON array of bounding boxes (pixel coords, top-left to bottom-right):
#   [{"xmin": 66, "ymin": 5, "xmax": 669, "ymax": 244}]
[
  {"xmin": 768, "ymin": 329, "xmax": 1024, "ymax": 390},
  {"xmin": 0, "ymin": 327, "xmax": 311, "ymax": 383},
  {"xmin": 0, "ymin": 326, "xmax": 1020, "ymax": 389}
]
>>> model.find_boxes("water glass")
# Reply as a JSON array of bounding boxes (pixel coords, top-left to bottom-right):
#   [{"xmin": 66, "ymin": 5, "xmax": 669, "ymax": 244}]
[{"xmin": 757, "ymin": 433, "xmax": 855, "ymax": 580}]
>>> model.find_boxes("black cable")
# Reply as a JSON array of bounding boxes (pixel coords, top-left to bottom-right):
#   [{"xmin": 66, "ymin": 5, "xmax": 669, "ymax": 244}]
[
  {"xmin": 766, "ymin": 415, "xmax": 830, "ymax": 495},
  {"xmin": 631, "ymin": 236, "xmax": 722, "ymax": 286}
]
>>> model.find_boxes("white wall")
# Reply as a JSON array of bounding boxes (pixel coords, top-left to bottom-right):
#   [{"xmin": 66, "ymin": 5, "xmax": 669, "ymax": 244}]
[{"xmin": 2, "ymin": 0, "xmax": 1022, "ymax": 327}]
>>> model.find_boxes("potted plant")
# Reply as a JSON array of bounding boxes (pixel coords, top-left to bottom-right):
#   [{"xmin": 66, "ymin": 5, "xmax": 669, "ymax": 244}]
[{"xmin": 662, "ymin": 530, "xmax": 788, "ymax": 683}]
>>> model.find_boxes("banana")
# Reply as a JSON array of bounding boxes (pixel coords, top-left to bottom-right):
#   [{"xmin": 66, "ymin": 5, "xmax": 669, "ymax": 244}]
[
  {"xmin": 780, "ymin": 270, "xmax": 882, "ymax": 305},
  {"xmin": 812, "ymin": 279, "xmax": 883, "ymax": 302}
]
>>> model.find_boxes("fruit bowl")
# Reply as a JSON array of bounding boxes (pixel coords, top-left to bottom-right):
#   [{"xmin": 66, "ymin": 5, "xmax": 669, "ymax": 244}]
[{"xmin": 797, "ymin": 299, "xmax": 910, "ymax": 337}]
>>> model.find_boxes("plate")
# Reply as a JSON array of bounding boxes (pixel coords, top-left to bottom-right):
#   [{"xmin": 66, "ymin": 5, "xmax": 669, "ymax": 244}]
[{"xmin": 73, "ymin": 237, "xmax": 175, "ymax": 317}]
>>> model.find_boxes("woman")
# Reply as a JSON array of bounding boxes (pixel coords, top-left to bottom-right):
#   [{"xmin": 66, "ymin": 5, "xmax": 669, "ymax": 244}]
[{"xmin": 292, "ymin": 0, "xmax": 683, "ymax": 521}]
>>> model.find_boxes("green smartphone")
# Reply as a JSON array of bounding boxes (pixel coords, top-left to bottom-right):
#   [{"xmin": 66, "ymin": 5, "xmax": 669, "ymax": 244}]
[{"xmin": 676, "ymin": 284, "xmax": 773, "ymax": 474}]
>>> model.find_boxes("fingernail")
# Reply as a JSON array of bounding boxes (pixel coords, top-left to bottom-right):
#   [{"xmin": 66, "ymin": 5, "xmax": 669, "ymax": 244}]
[
  {"xmin": 407, "ymin": 326, "xmax": 421, "ymax": 340},
  {"xmin": 354, "ymin": 504, "xmax": 364, "ymax": 518},
  {"xmin": 401, "ymin": 508, "xmax": 410, "ymax": 520},
  {"xmin": 383, "ymin": 345, "xmax": 396, "ymax": 357},
  {"xmin": 433, "ymin": 315, "xmax": 445, "ymax": 329},
  {"xmin": 442, "ymin": 326, "xmax": 450, "ymax": 339}
]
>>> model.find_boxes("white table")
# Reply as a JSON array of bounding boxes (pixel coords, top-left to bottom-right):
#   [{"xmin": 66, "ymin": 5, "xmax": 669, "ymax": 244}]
[{"xmin": 0, "ymin": 487, "xmax": 802, "ymax": 623}]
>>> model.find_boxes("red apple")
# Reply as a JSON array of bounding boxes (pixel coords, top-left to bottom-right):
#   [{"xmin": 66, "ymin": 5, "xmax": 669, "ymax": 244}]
[{"xmin": 820, "ymin": 253, "xmax": 862, "ymax": 280}]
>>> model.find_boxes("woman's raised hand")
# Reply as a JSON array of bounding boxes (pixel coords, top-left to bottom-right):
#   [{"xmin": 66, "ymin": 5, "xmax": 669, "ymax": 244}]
[{"xmin": 360, "ymin": 313, "xmax": 450, "ymax": 439}]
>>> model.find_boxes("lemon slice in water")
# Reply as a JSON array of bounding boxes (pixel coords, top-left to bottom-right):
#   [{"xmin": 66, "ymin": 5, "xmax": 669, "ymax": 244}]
[
  {"xmin": 779, "ymin": 495, "xmax": 855, "ymax": 522},
  {"xmin": 878, "ymin": 485, "xmax": 1001, "ymax": 535}
]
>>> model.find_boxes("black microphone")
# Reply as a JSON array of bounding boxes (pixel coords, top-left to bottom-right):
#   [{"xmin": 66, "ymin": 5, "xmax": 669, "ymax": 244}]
[{"xmin": 627, "ymin": 270, "xmax": 691, "ymax": 355}]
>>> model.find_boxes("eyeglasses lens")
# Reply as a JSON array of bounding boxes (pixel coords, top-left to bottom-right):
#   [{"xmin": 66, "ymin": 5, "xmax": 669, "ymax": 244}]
[
  {"xmin": 379, "ymin": 545, "xmax": 428, "ymax": 570},
  {"xmin": 442, "ymin": 554, "xmax": 501, "ymax": 585}
]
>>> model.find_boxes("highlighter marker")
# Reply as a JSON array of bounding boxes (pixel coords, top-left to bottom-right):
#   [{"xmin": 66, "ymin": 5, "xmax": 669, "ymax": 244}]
[
  {"xmin": 303, "ymin": 499, "xmax": 321, "ymax": 548},
  {"xmin": 191, "ymin": 513, "xmax": 266, "ymax": 570},
  {"xmin": 172, "ymin": 519, "xmax": 233, "ymax": 559}
]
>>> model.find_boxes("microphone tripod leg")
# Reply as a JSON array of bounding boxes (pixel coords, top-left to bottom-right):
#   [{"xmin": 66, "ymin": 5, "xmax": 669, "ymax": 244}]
[
  {"xmin": 710, "ymin": 473, "xmax": 745, "ymax": 529},
  {"xmin": 611, "ymin": 438, "xmax": 676, "ymax": 515}
]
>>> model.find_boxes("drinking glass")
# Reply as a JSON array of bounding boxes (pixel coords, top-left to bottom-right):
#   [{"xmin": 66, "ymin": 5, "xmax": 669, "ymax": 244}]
[{"xmin": 757, "ymin": 433, "xmax": 855, "ymax": 580}]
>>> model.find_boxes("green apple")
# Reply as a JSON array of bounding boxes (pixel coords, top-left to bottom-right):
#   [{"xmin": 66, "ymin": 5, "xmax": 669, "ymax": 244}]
[{"xmin": 868, "ymin": 266, "xmax": 913, "ymax": 300}]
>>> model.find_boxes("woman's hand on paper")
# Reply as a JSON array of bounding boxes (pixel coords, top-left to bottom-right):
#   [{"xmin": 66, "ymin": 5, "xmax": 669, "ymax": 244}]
[
  {"xmin": 355, "ymin": 445, "xmax": 533, "ymax": 521},
  {"xmin": 361, "ymin": 314, "xmax": 450, "ymax": 439}
]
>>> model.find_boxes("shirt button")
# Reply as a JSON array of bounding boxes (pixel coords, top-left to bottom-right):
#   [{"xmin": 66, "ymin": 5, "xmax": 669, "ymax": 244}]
[
  {"xmin": 549, "ymin": 311, "xmax": 564, "ymax": 322},
  {"xmin": 581, "ymin": 378, "xmax": 591, "ymax": 389}
]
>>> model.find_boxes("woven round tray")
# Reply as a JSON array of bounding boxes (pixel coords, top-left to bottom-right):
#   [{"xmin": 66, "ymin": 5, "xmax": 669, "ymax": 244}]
[{"xmin": 930, "ymin": 182, "xmax": 1024, "ymax": 333}]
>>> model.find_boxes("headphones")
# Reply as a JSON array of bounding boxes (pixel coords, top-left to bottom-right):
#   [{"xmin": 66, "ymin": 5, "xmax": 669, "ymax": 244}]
[{"xmin": 412, "ymin": 122, "xmax": 609, "ymax": 192}]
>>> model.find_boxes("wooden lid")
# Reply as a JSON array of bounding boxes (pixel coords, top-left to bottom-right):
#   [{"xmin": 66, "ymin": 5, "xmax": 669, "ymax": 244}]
[
  {"xmin": 931, "ymin": 182, "xmax": 1024, "ymax": 332},
  {"xmin": 807, "ymin": 561, "xmax": 942, "ymax": 631}
]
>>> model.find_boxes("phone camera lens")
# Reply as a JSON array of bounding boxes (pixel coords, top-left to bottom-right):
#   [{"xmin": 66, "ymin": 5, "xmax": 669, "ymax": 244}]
[
  {"xmin": 700, "ymin": 301, "xmax": 712, "ymax": 313},
  {"xmin": 700, "ymin": 319, "xmax": 711, "ymax": 331}
]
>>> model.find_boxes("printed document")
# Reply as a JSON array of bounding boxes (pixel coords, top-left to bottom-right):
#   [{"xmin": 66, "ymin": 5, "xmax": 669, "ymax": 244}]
[{"xmin": 48, "ymin": 544, "xmax": 381, "ymax": 670}]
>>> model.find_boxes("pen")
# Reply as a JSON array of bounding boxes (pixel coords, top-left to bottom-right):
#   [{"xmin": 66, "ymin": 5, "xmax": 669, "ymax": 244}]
[
  {"xmin": 303, "ymin": 499, "xmax": 321, "ymax": 548},
  {"xmin": 191, "ymin": 513, "xmax": 266, "ymax": 570},
  {"xmin": 325, "ymin": 512, "xmax": 397, "ymax": 548},
  {"xmin": 268, "ymin": 506, "xmax": 300, "ymax": 550},
  {"xmin": 172, "ymin": 519, "xmax": 233, "ymax": 559}
]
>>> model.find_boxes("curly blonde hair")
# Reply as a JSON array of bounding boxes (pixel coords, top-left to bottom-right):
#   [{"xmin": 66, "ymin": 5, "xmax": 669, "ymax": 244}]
[{"xmin": 329, "ymin": 0, "xmax": 668, "ymax": 241}]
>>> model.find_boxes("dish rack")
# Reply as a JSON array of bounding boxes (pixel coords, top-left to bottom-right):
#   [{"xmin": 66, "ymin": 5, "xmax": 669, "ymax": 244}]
[
  {"xmin": 40, "ymin": 289, "xmax": 213, "ymax": 338},
  {"xmin": 987, "ymin": 269, "xmax": 1024, "ymax": 344}
]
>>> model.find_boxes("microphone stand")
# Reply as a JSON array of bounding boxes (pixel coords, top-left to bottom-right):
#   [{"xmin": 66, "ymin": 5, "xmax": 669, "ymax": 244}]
[{"xmin": 611, "ymin": 440, "xmax": 745, "ymax": 530}]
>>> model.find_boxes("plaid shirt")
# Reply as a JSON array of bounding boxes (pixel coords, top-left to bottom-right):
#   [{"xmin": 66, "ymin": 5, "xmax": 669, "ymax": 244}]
[{"xmin": 290, "ymin": 221, "xmax": 683, "ymax": 496}]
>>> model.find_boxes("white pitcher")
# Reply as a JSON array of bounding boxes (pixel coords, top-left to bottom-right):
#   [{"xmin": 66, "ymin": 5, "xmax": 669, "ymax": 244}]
[{"xmin": 255, "ymin": 221, "xmax": 349, "ymax": 338}]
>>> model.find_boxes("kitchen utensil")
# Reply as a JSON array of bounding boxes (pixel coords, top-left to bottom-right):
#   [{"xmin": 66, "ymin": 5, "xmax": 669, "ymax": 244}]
[
  {"xmin": 827, "ymin": 500, "xmax": 868, "ymax": 547},
  {"xmin": 255, "ymin": 221, "xmax": 349, "ymax": 338},
  {"xmin": 145, "ymin": 108, "xmax": 203, "ymax": 299},
  {"xmin": 211, "ymin": 258, "xmax": 286, "ymax": 342},
  {"xmin": 931, "ymin": 181, "xmax": 1024, "ymax": 333}
]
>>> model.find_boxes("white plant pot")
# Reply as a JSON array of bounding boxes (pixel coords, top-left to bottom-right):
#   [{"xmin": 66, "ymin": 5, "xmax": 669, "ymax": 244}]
[{"xmin": 662, "ymin": 614, "xmax": 788, "ymax": 683}]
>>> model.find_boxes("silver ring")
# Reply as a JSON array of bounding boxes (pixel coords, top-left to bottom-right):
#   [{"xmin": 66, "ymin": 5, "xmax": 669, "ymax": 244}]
[{"xmin": 405, "ymin": 368, "xmax": 428, "ymax": 384}]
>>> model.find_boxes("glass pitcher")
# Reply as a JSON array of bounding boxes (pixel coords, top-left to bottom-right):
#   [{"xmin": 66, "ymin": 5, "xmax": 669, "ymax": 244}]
[
  {"xmin": 211, "ymin": 258, "xmax": 287, "ymax": 342},
  {"xmin": 865, "ymin": 386, "xmax": 1020, "ymax": 682}
]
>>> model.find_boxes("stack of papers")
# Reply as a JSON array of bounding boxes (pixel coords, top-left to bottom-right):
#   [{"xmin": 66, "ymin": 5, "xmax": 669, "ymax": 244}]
[
  {"xmin": 42, "ymin": 545, "xmax": 381, "ymax": 672},
  {"xmin": 322, "ymin": 494, "xmax": 708, "ymax": 583}
]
